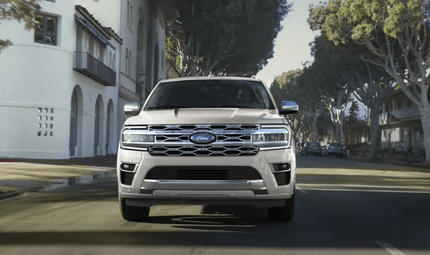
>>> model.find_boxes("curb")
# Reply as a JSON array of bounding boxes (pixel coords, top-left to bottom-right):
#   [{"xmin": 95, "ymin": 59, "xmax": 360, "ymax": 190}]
[
  {"xmin": 0, "ymin": 170, "xmax": 115, "ymax": 201},
  {"xmin": 0, "ymin": 191, "xmax": 21, "ymax": 200},
  {"xmin": 40, "ymin": 171, "xmax": 114, "ymax": 192}
]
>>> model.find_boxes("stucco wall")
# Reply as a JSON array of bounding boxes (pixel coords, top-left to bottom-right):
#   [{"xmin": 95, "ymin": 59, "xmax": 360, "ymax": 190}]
[{"xmin": 0, "ymin": 0, "xmax": 120, "ymax": 159}]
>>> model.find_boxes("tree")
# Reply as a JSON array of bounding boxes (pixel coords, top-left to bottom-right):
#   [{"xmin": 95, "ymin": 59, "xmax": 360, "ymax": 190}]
[
  {"xmin": 270, "ymin": 69, "xmax": 305, "ymax": 141},
  {"xmin": 0, "ymin": 0, "xmax": 41, "ymax": 53},
  {"xmin": 296, "ymin": 66, "xmax": 328, "ymax": 143},
  {"xmin": 345, "ymin": 100, "xmax": 359, "ymax": 143},
  {"xmin": 315, "ymin": 0, "xmax": 430, "ymax": 165},
  {"xmin": 169, "ymin": 0, "xmax": 292, "ymax": 76},
  {"xmin": 308, "ymin": 36, "xmax": 352, "ymax": 144},
  {"xmin": 346, "ymin": 63, "xmax": 395, "ymax": 159}
]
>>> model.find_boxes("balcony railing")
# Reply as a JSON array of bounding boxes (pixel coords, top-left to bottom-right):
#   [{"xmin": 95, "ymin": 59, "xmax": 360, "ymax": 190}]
[{"xmin": 73, "ymin": 51, "xmax": 116, "ymax": 86}]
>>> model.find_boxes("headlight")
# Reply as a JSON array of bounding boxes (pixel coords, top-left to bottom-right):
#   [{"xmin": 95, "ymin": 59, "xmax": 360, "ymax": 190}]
[
  {"xmin": 252, "ymin": 125, "xmax": 291, "ymax": 149},
  {"xmin": 121, "ymin": 128, "xmax": 154, "ymax": 149},
  {"xmin": 252, "ymin": 133, "xmax": 289, "ymax": 142}
]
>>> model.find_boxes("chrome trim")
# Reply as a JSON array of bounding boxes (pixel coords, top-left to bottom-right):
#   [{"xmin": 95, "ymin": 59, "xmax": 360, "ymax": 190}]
[
  {"xmin": 121, "ymin": 124, "xmax": 292, "ymax": 153},
  {"xmin": 153, "ymin": 180, "xmax": 257, "ymax": 185},
  {"xmin": 148, "ymin": 145, "xmax": 259, "ymax": 156},
  {"xmin": 260, "ymin": 146, "xmax": 290, "ymax": 151}
]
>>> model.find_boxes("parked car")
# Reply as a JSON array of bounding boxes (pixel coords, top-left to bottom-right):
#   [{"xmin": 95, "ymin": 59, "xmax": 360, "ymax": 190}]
[
  {"xmin": 301, "ymin": 142, "xmax": 322, "ymax": 156},
  {"xmin": 322, "ymin": 143, "xmax": 344, "ymax": 158}
]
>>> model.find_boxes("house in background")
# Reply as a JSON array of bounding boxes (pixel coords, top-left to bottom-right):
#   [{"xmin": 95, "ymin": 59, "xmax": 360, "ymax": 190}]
[
  {"xmin": 378, "ymin": 87, "xmax": 423, "ymax": 151},
  {"xmin": 0, "ymin": 0, "xmax": 176, "ymax": 160}
]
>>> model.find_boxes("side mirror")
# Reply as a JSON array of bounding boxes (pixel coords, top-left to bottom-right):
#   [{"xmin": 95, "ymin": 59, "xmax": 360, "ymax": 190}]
[
  {"xmin": 124, "ymin": 102, "xmax": 141, "ymax": 116},
  {"xmin": 279, "ymin": 101, "xmax": 299, "ymax": 115}
]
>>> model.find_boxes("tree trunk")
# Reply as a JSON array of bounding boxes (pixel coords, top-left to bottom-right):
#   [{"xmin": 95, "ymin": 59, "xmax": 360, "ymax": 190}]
[
  {"xmin": 419, "ymin": 103, "xmax": 430, "ymax": 165},
  {"xmin": 312, "ymin": 115, "xmax": 318, "ymax": 142},
  {"xmin": 368, "ymin": 107, "xmax": 379, "ymax": 159},
  {"xmin": 336, "ymin": 123, "xmax": 342, "ymax": 144}
]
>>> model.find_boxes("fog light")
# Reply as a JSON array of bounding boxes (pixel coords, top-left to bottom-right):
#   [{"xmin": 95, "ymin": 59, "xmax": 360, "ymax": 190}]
[
  {"xmin": 121, "ymin": 163, "xmax": 136, "ymax": 172},
  {"xmin": 273, "ymin": 163, "xmax": 290, "ymax": 172}
]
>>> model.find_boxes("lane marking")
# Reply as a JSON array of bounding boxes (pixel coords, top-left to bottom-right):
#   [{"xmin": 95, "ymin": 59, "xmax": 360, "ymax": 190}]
[
  {"xmin": 375, "ymin": 240, "xmax": 406, "ymax": 255},
  {"xmin": 298, "ymin": 187, "xmax": 430, "ymax": 194},
  {"xmin": 299, "ymin": 183, "xmax": 429, "ymax": 190},
  {"xmin": 297, "ymin": 187, "xmax": 307, "ymax": 194}
]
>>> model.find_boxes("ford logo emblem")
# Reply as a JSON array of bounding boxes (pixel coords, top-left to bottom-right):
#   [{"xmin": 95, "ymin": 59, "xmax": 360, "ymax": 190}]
[{"xmin": 190, "ymin": 132, "xmax": 216, "ymax": 144}]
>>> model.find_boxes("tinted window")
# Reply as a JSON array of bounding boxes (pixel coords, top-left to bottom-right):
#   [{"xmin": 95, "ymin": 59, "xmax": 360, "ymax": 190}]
[{"xmin": 145, "ymin": 80, "xmax": 276, "ymax": 110}]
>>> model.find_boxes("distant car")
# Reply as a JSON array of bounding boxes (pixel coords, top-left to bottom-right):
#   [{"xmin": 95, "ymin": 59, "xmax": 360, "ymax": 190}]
[
  {"xmin": 301, "ymin": 142, "xmax": 322, "ymax": 156},
  {"xmin": 323, "ymin": 143, "xmax": 344, "ymax": 158}
]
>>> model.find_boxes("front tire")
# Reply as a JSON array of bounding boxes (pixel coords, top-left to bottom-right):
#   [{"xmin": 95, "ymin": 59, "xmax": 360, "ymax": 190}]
[
  {"xmin": 120, "ymin": 198, "xmax": 150, "ymax": 222},
  {"xmin": 267, "ymin": 192, "xmax": 295, "ymax": 222}
]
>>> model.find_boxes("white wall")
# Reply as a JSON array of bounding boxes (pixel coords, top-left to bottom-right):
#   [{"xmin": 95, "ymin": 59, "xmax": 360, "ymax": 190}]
[
  {"xmin": 0, "ymin": 0, "xmax": 120, "ymax": 159},
  {"xmin": 0, "ymin": 1, "xmax": 75, "ymax": 159}
]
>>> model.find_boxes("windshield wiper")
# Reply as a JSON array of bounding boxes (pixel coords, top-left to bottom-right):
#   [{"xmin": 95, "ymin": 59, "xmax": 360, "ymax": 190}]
[
  {"xmin": 217, "ymin": 104, "xmax": 259, "ymax": 109},
  {"xmin": 147, "ymin": 105, "xmax": 193, "ymax": 110}
]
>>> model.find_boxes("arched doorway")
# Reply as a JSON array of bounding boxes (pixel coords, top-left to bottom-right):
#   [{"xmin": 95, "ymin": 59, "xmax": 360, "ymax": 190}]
[
  {"xmin": 106, "ymin": 101, "xmax": 114, "ymax": 154},
  {"xmin": 94, "ymin": 98, "xmax": 100, "ymax": 155},
  {"xmin": 69, "ymin": 89, "xmax": 78, "ymax": 157}
]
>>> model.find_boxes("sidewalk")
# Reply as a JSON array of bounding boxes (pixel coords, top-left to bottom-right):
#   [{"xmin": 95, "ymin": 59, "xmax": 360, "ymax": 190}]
[
  {"xmin": 347, "ymin": 154, "xmax": 430, "ymax": 169},
  {"xmin": 0, "ymin": 155, "xmax": 117, "ymax": 200}
]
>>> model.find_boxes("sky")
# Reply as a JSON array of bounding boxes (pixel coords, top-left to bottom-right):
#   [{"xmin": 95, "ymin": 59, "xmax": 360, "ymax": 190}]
[{"xmin": 257, "ymin": 0, "xmax": 321, "ymax": 86}]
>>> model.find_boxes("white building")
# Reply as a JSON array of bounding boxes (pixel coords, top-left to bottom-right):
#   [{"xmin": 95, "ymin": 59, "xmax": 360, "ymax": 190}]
[{"xmin": 0, "ymin": 0, "xmax": 175, "ymax": 159}]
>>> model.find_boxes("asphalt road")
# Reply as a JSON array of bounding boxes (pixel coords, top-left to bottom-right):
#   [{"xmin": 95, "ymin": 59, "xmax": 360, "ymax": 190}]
[{"xmin": 0, "ymin": 156, "xmax": 429, "ymax": 254}]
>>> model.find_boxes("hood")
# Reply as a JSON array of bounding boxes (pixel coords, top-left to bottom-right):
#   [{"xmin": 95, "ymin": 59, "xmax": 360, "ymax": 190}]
[{"xmin": 124, "ymin": 108, "xmax": 286, "ymax": 126}]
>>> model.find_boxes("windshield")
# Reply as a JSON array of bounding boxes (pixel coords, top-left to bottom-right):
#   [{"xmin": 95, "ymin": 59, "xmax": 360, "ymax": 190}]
[
  {"xmin": 330, "ymin": 143, "xmax": 342, "ymax": 148},
  {"xmin": 309, "ymin": 143, "xmax": 321, "ymax": 149},
  {"xmin": 145, "ymin": 80, "xmax": 276, "ymax": 110}
]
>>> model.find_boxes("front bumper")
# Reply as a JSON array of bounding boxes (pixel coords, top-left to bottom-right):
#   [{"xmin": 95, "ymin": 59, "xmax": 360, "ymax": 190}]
[{"xmin": 117, "ymin": 148, "xmax": 296, "ymax": 207}]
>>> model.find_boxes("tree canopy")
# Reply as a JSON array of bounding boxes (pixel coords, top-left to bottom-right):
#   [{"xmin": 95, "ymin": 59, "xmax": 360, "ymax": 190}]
[
  {"xmin": 270, "ymin": 69, "xmax": 305, "ymax": 141},
  {"xmin": 168, "ymin": 0, "xmax": 292, "ymax": 76}
]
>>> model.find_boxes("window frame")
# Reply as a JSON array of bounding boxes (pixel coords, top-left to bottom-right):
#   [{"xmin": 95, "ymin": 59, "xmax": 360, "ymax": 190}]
[{"xmin": 34, "ymin": 14, "xmax": 58, "ymax": 46}]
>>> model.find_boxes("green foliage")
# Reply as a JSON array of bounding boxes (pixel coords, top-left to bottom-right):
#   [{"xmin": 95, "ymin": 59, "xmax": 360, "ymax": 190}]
[
  {"xmin": 169, "ymin": 0, "xmax": 292, "ymax": 76},
  {"xmin": 345, "ymin": 100, "xmax": 360, "ymax": 133},
  {"xmin": 270, "ymin": 69, "xmax": 305, "ymax": 140},
  {"xmin": 314, "ymin": 0, "xmax": 430, "ymax": 43},
  {"xmin": 166, "ymin": 20, "xmax": 184, "ymax": 74},
  {"xmin": 271, "ymin": 69, "xmax": 303, "ymax": 106},
  {"xmin": 0, "ymin": 0, "xmax": 41, "ymax": 52}
]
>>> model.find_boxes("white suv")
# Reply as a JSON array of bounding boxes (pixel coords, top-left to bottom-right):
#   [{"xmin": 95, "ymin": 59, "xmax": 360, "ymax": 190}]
[{"xmin": 117, "ymin": 76, "xmax": 298, "ymax": 222}]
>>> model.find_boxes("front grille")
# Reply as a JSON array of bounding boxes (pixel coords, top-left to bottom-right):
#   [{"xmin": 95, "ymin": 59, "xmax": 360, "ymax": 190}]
[
  {"xmin": 145, "ymin": 166, "xmax": 262, "ymax": 180},
  {"xmin": 155, "ymin": 134, "xmax": 251, "ymax": 143},
  {"xmin": 149, "ymin": 145, "xmax": 258, "ymax": 156},
  {"xmin": 147, "ymin": 124, "xmax": 259, "ymax": 156}
]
